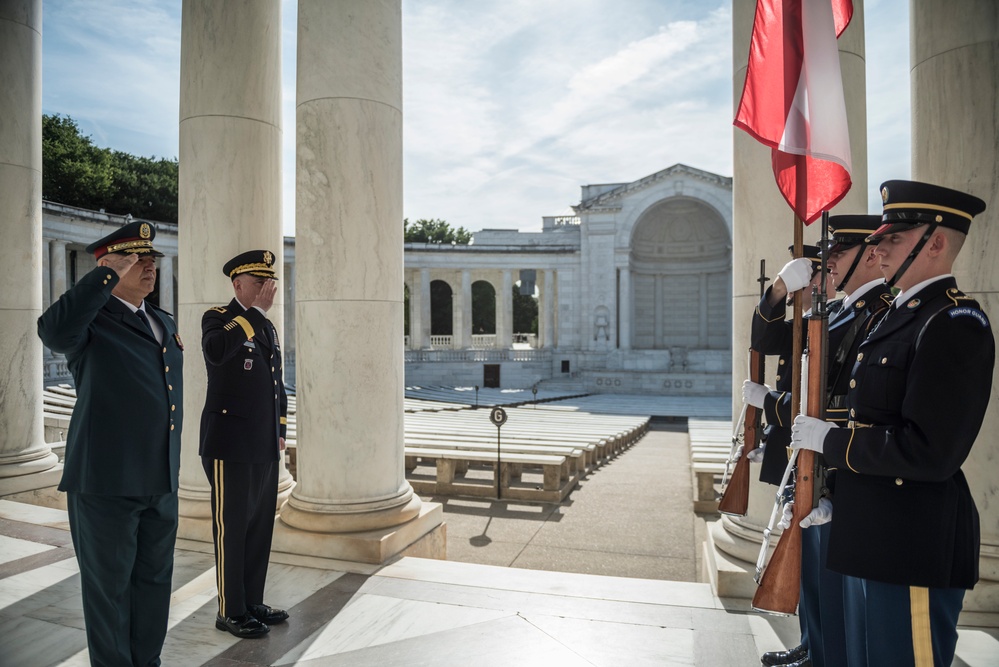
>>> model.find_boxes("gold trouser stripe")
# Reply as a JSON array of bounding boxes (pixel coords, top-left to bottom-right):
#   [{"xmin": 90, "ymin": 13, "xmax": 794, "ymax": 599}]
[
  {"xmin": 910, "ymin": 586, "xmax": 933, "ymax": 667},
  {"xmin": 233, "ymin": 315, "xmax": 255, "ymax": 339},
  {"xmin": 213, "ymin": 460, "xmax": 226, "ymax": 616}
]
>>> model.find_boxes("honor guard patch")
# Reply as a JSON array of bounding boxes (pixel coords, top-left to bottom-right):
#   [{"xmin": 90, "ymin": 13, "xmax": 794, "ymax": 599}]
[
  {"xmin": 948, "ymin": 307, "xmax": 990, "ymax": 327},
  {"xmin": 244, "ymin": 359, "xmax": 253, "ymax": 370},
  {"xmin": 174, "ymin": 333, "xmax": 184, "ymax": 350}
]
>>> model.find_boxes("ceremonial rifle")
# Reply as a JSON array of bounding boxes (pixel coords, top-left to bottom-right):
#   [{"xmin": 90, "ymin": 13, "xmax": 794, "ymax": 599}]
[
  {"xmin": 719, "ymin": 260, "xmax": 769, "ymax": 516},
  {"xmin": 751, "ymin": 212, "xmax": 830, "ymax": 615}
]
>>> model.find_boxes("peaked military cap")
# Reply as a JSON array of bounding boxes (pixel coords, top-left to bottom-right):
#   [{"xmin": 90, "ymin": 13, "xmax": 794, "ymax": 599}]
[
  {"xmin": 826, "ymin": 214, "xmax": 882, "ymax": 254},
  {"xmin": 788, "ymin": 244, "xmax": 823, "ymax": 275},
  {"xmin": 868, "ymin": 179, "xmax": 987, "ymax": 242},
  {"xmin": 86, "ymin": 219, "xmax": 164, "ymax": 259},
  {"xmin": 223, "ymin": 249, "xmax": 279, "ymax": 280}
]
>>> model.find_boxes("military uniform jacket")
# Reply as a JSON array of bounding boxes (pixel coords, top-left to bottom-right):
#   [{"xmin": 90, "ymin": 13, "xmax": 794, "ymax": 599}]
[
  {"xmin": 199, "ymin": 299, "xmax": 287, "ymax": 463},
  {"xmin": 824, "ymin": 277, "xmax": 994, "ymax": 589},
  {"xmin": 37, "ymin": 266, "xmax": 184, "ymax": 495}
]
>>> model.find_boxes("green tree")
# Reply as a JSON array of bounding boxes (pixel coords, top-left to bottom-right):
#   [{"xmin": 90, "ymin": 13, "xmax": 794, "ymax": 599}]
[
  {"xmin": 404, "ymin": 218, "xmax": 471, "ymax": 244},
  {"xmin": 513, "ymin": 285, "xmax": 538, "ymax": 335},
  {"xmin": 42, "ymin": 113, "xmax": 179, "ymax": 223},
  {"xmin": 42, "ymin": 114, "xmax": 115, "ymax": 209}
]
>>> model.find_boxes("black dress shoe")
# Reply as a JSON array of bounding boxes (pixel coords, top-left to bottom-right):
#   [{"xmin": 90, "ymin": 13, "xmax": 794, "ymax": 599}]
[
  {"xmin": 786, "ymin": 659, "xmax": 812, "ymax": 667},
  {"xmin": 248, "ymin": 603, "xmax": 289, "ymax": 625},
  {"xmin": 761, "ymin": 644, "xmax": 808, "ymax": 666},
  {"xmin": 215, "ymin": 613, "xmax": 269, "ymax": 638}
]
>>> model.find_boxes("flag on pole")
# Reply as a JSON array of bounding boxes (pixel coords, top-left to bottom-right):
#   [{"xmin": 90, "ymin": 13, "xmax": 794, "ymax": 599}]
[{"xmin": 734, "ymin": 0, "xmax": 854, "ymax": 225}]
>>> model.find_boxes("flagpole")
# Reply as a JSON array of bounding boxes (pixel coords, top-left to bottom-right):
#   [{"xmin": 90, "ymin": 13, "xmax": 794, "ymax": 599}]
[{"xmin": 790, "ymin": 214, "xmax": 804, "ymax": 421}]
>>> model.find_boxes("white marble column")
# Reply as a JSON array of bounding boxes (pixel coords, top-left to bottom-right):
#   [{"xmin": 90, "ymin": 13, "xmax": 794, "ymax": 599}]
[
  {"xmin": 912, "ymin": 0, "xmax": 999, "ymax": 614},
  {"xmin": 49, "ymin": 239, "xmax": 67, "ymax": 304},
  {"xmin": 499, "ymin": 269, "xmax": 513, "ymax": 348},
  {"xmin": 0, "ymin": 0, "xmax": 60, "ymax": 497},
  {"xmin": 419, "ymin": 268, "xmax": 431, "ymax": 349},
  {"xmin": 158, "ymin": 254, "xmax": 174, "ymax": 314},
  {"xmin": 408, "ymin": 271, "xmax": 422, "ymax": 350},
  {"xmin": 618, "ymin": 266, "xmax": 631, "ymax": 350},
  {"xmin": 542, "ymin": 269, "xmax": 555, "ymax": 348},
  {"xmin": 178, "ymin": 0, "xmax": 289, "ymax": 540},
  {"xmin": 278, "ymin": 0, "xmax": 442, "ymax": 563},
  {"xmin": 708, "ymin": 0, "xmax": 869, "ymax": 598},
  {"xmin": 454, "ymin": 269, "xmax": 471, "ymax": 349}
]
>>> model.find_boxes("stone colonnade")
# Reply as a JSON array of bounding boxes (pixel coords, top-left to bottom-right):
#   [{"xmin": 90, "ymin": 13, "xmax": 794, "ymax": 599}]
[{"xmin": 404, "ymin": 267, "xmax": 557, "ymax": 350}]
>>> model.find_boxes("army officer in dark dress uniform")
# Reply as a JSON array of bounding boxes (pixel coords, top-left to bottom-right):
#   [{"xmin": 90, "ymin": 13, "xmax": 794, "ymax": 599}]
[
  {"xmin": 792, "ymin": 181, "xmax": 993, "ymax": 666},
  {"xmin": 38, "ymin": 220, "xmax": 183, "ymax": 666},
  {"xmin": 200, "ymin": 250, "xmax": 289, "ymax": 638}
]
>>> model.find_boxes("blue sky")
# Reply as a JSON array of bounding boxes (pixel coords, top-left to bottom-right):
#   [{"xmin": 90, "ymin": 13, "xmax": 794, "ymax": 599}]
[{"xmin": 41, "ymin": 0, "xmax": 910, "ymax": 236}]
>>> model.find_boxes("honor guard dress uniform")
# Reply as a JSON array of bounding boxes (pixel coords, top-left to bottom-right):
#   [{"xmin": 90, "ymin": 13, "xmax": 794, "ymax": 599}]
[
  {"xmin": 817, "ymin": 182, "xmax": 993, "ymax": 666},
  {"xmin": 200, "ymin": 250, "xmax": 289, "ymax": 638},
  {"xmin": 38, "ymin": 220, "xmax": 183, "ymax": 666}
]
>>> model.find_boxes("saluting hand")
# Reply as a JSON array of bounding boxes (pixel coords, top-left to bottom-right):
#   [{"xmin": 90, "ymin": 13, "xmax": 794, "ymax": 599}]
[
  {"xmin": 252, "ymin": 279, "xmax": 277, "ymax": 313},
  {"xmin": 100, "ymin": 253, "xmax": 139, "ymax": 279}
]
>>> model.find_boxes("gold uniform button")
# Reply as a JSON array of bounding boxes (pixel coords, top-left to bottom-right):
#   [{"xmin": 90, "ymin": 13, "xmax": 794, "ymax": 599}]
[
  {"xmin": 895, "ymin": 478, "xmax": 903, "ymax": 486},
  {"xmin": 168, "ymin": 384, "xmax": 173, "ymax": 391},
  {"xmin": 775, "ymin": 375, "xmax": 781, "ymax": 382},
  {"xmin": 779, "ymin": 359, "xmax": 785, "ymax": 366},
  {"xmin": 849, "ymin": 379, "xmax": 856, "ymax": 388},
  {"xmin": 222, "ymin": 409, "xmax": 227, "ymax": 414},
  {"xmin": 164, "ymin": 366, "xmax": 169, "ymax": 372},
  {"xmin": 162, "ymin": 347, "xmax": 167, "ymax": 354},
  {"xmin": 170, "ymin": 424, "xmax": 175, "ymax": 431},
  {"xmin": 271, "ymin": 367, "xmax": 275, "ymax": 372},
  {"xmin": 274, "ymin": 380, "xmax": 277, "ymax": 386},
  {"xmin": 171, "ymin": 405, "xmax": 176, "ymax": 411},
  {"xmin": 850, "ymin": 409, "xmax": 856, "ymax": 418},
  {"xmin": 881, "ymin": 357, "xmax": 888, "ymax": 365},
  {"xmin": 106, "ymin": 274, "xmax": 112, "ymax": 280},
  {"xmin": 103, "ymin": 280, "xmax": 108, "ymax": 285},
  {"xmin": 857, "ymin": 353, "xmax": 864, "ymax": 362}
]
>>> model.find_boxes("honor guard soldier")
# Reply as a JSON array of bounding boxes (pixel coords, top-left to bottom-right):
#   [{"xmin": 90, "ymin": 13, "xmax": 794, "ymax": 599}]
[
  {"xmin": 792, "ymin": 181, "xmax": 993, "ymax": 666},
  {"xmin": 200, "ymin": 250, "xmax": 289, "ymax": 638},
  {"xmin": 743, "ymin": 244, "xmax": 834, "ymax": 667},
  {"xmin": 38, "ymin": 220, "xmax": 184, "ymax": 666}
]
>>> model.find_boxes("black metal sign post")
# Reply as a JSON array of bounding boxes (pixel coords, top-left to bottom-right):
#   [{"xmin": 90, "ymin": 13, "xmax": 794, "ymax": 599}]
[
  {"xmin": 489, "ymin": 407, "xmax": 507, "ymax": 500},
  {"xmin": 532, "ymin": 383, "xmax": 538, "ymax": 408}
]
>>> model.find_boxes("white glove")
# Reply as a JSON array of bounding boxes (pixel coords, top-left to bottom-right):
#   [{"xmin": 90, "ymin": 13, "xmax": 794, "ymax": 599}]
[
  {"xmin": 746, "ymin": 445, "xmax": 765, "ymax": 463},
  {"xmin": 790, "ymin": 414, "xmax": 835, "ymax": 454},
  {"xmin": 778, "ymin": 501, "xmax": 794, "ymax": 530},
  {"xmin": 742, "ymin": 379, "xmax": 770, "ymax": 409},
  {"xmin": 777, "ymin": 257, "xmax": 814, "ymax": 294},
  {"xmin": 800, "ymin": 497, "xmax": 833, "ymax": 529}
]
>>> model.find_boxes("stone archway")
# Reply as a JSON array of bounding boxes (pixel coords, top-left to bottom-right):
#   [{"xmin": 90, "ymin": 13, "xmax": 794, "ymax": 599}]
[{"xmin": 629, "ymin": 198, "xmax": 730, "ymax": 350}]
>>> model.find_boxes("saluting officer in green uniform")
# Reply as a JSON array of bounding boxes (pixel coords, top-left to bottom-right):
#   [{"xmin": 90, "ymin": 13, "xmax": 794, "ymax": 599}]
[
  {"xmin": 38, "ymin": 220, "xmax": 183, "ymax": 667},
  {"xmin": 200, "ymin": 250, "xmax": 289, "ymax": 638}
]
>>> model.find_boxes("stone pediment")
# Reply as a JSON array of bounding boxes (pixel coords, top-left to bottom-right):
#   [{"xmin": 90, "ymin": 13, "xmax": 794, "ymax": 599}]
[{"xmin": 574, "ymin": 164, "xmax": 732, "ymax": 212}]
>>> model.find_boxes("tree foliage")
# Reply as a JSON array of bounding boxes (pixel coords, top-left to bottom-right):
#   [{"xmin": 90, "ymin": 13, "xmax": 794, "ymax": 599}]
[
  {"xmin": 42, "ymin": 114, "xmax": 179, "ymax": 223},
  {"xmin": 404, "ymin": 218, "xmax": 471, "ymax": 244}
]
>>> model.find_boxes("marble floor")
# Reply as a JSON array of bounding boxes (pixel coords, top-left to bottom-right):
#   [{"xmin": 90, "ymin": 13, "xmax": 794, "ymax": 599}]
[{"xmin": 2, "ymin": 500, "xmax": 998, "ymax": 666}]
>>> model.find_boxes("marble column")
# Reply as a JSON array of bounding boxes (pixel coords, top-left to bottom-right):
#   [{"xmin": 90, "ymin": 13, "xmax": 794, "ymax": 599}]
[
  {"xmin": 158, "ymin": 254, "xmax": 174, "ymax": 314},
  {"xmin": 653, "ymin": 275, "xmax": 664, "ymax": 349},
  {"xmin": 49, "ymin": 239, "xmax": 67, "ymax": 304},
  {"xmin": 708, "ymin": 0, "xmax": 869, "ymax": 598},
  {"xmin": 619, "ymin": 266, "xmax": 631, "ymax": 350},
  {"xmin": 177, "ymin": 0, "xmax": 289, "ymax": 541},
  {"xmin": 912, "ymin": 0, "xmax": 999, "ymax": 614},
  {"xmin": 499, "ymin": 269, "xmax": 513, "ymax": 348},
  {"xmin": 419, "ymin": 268, "xmax": 431, "ymax": 349},
  {"xmin": 408, "ymin": 271, "xmax": 422, "ymax": 350},
  {"xmin": 278, "ymin": 0, "xmax": 442, "ymax": 563},
  {"xmin": 454, "ymin": 269, "xmax": 471, "ymax": 349},
  {"xmin": 542, "ymin": 269, "xmax": 555, "ymax": 348},
  {"xmin": 0, "ymin": 0, "xmax": 60, "ymax": 497}
]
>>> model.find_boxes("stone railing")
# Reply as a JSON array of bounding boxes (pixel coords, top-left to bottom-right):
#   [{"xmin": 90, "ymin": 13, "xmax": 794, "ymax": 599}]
[
  {"xmin": 43, "ymin": 350, "xmax": 72, "ymax": 387},
  {"xmin": 406, "ymin": 348, "xmax": 551, "ymax": 363},
  {"xmin": 513, "ymin": 333, "xmax": 538, "ymax": 348},
  {"xmin": 470, "ymin": 334, "xmax": 496, "ymax": 349},
  {"xmin": 430, "ymin": 335, "xmax": 452, "ymax": 349}
]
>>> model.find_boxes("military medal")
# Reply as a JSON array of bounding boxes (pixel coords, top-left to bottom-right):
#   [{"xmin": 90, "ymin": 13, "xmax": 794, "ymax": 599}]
[
  {"xmin": 244, "ymin": 359, "xmax": 253, "ymax": 370},
  {"xmin": 174, "ymin": 333, "xmax": 184, "ymax": 350}
]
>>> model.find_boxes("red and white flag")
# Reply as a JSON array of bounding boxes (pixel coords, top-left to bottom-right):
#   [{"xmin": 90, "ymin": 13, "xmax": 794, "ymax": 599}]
[{"xmin": 734, "ymin": 0, "xmax": 854, "ymax": 225}]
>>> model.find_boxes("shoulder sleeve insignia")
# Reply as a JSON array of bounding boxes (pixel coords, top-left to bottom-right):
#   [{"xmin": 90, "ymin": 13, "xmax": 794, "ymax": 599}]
[{"xmin": 948, "ymin": 307, "xmax": 990, "ymax": 328}]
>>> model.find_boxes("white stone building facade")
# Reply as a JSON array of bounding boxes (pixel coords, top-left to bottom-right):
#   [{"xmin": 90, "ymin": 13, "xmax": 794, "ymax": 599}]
[{"xmin": 41, "ymin": 163, "xmax": 732, "ymax": 396}]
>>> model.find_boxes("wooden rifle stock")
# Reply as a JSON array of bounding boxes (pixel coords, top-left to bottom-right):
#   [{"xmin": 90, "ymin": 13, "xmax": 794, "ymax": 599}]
[
  {"xmin": 718, "ymin": 348, "xmax": 764, "ymax": 516},
  {"xmin": 752, "ymin": 293, "xmax": 828, "ymax": 614},
  {"xmin": 719, "ymin": 259, "xmax": 768, "ymax": 516}
]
